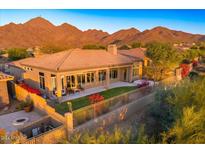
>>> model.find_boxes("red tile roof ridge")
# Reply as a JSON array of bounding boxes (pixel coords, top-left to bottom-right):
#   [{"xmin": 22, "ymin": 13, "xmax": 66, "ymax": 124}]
[{"xmin": 55, "ymin": 50, "xmax": 73, "ymax": 71}]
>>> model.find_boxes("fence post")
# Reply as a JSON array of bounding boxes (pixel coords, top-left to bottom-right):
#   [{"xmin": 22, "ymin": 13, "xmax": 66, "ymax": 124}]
[{"xmin": 64, "ymin": 112, "xmax": 74, "ymax": 132}]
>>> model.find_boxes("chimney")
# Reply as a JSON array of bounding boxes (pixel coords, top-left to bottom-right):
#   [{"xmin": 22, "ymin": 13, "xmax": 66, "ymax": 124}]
[{"xmin": 107, "ymin": 44, "xmax": 117, "ymax": 55}]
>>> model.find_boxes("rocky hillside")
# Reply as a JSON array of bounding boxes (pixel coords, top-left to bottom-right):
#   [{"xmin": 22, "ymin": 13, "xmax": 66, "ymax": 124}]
[{"xmin": 0, "ymin": 17, "xmax": 204, "ymax": 49}]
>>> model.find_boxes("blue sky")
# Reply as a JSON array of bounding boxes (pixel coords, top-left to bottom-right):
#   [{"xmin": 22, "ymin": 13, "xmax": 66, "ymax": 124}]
[{"xmin": 0, "ymin": 9, "xmax": 205, "ymax": 34}]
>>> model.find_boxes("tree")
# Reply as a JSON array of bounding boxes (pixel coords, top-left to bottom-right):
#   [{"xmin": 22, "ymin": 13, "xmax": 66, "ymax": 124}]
[
  {"xmin": 140, "ymin": 89, "xmax": 175, "ymax": 142},
  {"xmin": 131, "ymin": 42, "xmax": 142, "ymax": 48},
  {"xmin": 162, "ymin": 106, "xmax": 205, "ymax": 144},
  {"xmin": 145, "ymin": 42, "xmax": 182, "ymax": 80},
  {"xmin": 7, "ymin": 48, "xmax": 30, "ymax": 60},
  {"xmin": 183, "ymin": 49, "xmax": 200, "ymax": 60},
  {"xmin": 40, "ymin": 44, "xmax": 68, "ymax": 54},
  {"xmin": 118, "ymin": 44, "xmax": 130, "ymax": 50},
  {"xmin": 0, "ymin": 50, "xmax": 6, "ymax": 55},
  {"xmin": 139, "ymin": 78, "xmax": 205, "ymax": 144},
  {"xmin": 82, "ymin": 44, "xmax": 106, "ymax": 50}
]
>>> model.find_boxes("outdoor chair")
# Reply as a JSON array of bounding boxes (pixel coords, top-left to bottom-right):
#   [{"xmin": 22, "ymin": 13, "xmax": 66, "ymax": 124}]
[
  {"xmin": 66, "ymin": 88, "xmax": 75, "ymax": 95},
  {"xmin": 62, "ymin": 89, "xmax": 66, "ymax": 96}
]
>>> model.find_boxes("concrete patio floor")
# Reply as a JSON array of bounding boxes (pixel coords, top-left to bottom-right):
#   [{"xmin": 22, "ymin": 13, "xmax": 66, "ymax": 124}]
[
  {"xmin": 59, "ymin": 81, "xmax": 138, "ymax": 102},
  {"xmin": 0, "ymin": 110, "xmax": 46, "ymax": 133}
]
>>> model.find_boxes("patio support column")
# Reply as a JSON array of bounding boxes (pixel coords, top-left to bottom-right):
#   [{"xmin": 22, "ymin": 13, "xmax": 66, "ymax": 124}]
[
  {"xmin": 63, "ymin": 75, "xmax": 66, "ymax": 89},
  {"xmin": 65, "ymin": 112, "xmax": 74, "ymax": 131},
  {"xmin": 139, "ymin": 62, "xmax": 143, "ymax": 79},
  {"xmin": 85, "ymin": 73, "xmax": 88, "ymax": 88},
  {"xmin": 56, "ymin": 74, "xmax": 62, "ymax": 97},
  {"xmin": 144, "ymin": 58, "xmax": 148, "ymax": 67},
  {"xmin": 46, "ymin": 74, "xmax": 52, "ymax": 96},
  {"xmin": 105, "ymin": 68, "xmax": 110, "ymax": 89},
  {"xmin": 95, "ymin": 70, "xmax": 99, "ymax": 86},
  {"xmin": 75, "ymin": 74, "xmax": 77, "ymax": 88},
  {"xmin": 129, "ymin": 65, "xmax": 133, "ymax": 82}
]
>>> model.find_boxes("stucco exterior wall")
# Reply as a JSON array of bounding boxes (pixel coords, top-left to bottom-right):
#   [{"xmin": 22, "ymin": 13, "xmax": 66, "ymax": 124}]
[
  {"xmin": 0, "ymin": 80, "xmax": 10, "ymax": 107},
  {"xmin": 14, "ymin": 83, "xmax": 66, "ymax": 124},
  {"xmin": 10, "ymin": 60, "xmax": 144, "ymax": 98},
  {"xmin": 23, "ymin": 67, "xmax": 56, "ymax": 96},
  {"xmin": 14, "ymin": 64, "xmax": 141, "ymax": 97},
  {"xmin": 19, "ymin": 125, "xmax": 66, "ymax": 144}
]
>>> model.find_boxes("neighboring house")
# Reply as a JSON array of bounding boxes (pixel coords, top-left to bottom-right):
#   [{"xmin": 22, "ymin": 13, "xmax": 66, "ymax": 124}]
[
  {"xmin": 0, "ymin": 72, "xmax": 14, "ymax": 108},
  {"xmin": 173, "ymin": 42, "xmax": 195, "ymax": 51},
  {"xmin": 8, "ymin": 44, "xmax": 148, "ymax": 98}
]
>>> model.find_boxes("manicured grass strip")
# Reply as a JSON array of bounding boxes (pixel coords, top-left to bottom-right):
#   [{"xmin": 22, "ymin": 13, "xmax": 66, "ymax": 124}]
[
  {"xmin": 55, "ymin": 103, "xmax": 69, "ymax": 116},
  {"xmin": 100, "ymin": 86, "xmax": 136, "ymax": 99},
  {"xmin": 55, "ymin": 86, "xmax": 136, "ymax": 115}
]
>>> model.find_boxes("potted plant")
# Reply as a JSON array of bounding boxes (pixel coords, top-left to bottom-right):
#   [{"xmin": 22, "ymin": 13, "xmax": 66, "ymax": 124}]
[{"xmin": 22, "ymin": 100, "xmax": 34, "ymax": 112}]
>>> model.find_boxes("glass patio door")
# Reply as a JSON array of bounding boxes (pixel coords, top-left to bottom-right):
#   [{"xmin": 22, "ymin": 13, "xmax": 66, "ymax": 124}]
[
  {"xmin": 77, "ymin": 74, "xmax": 85, "ymax": 87},
  {"xmin": 66, "ymin": 75, "xmax": 76, "ymax": 88}
]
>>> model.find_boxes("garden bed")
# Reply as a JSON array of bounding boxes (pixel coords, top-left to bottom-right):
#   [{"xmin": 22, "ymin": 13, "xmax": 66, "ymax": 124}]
[{"xmin": 55, "ymin": 86, "xmax": 136, "ymax": 115}]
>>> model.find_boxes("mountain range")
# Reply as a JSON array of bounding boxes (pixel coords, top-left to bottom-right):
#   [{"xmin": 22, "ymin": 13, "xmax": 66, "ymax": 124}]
[{"xmin": 0, "ymin": 17, "xmax": 205, "ymax": 49}]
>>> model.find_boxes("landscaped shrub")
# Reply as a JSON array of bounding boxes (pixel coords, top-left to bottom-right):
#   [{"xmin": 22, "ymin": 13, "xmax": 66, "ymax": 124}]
[
  {"xmin": 17, "ymin": 99, "xmax": 34, "ymax": 112},
  {"xmin": 180, "ymin": 63, "xmax": 191, "ymax": 78},
  {"xmin": 19, "ymin": 83, "xmax": 41, "ymax": 95},
  {"xmin": 0, "ymin": 128, "xmax": 6, "ymax": 144},
  {"xmin": 88, "ymin": 93, "xmax": 104, "ymax": 104}
]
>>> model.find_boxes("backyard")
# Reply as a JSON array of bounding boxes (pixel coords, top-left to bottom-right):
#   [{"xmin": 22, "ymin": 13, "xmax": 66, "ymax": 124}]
[{"xmin": 55, "ymin": 86, "xmax": 137, "ymax": 115}]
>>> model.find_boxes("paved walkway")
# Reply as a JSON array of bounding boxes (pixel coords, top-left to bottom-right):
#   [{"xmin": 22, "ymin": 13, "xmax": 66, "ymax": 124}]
[{"xmin": 59, "ymin": 81, "xmax": 139, "ymax": 102}]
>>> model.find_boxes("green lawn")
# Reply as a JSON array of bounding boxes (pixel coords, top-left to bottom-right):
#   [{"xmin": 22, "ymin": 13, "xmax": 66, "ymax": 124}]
[{"xmin": 55, "ymin": 86, "xmax": 136, "ymax": 115}]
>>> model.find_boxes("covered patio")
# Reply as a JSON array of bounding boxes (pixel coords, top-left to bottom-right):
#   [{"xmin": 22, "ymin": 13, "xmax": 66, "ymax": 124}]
[
  {"xmin": 53, "ymin": 66, "xmax": 133, "ymax": 98},
  {"xmin": 58, "ymin": 81, "xmax": 140, "ymax": 103}
]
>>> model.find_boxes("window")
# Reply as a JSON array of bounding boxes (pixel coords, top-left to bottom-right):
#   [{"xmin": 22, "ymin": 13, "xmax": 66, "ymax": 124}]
[
  {"xmin": 39, "ymin": 72, "xmax": 45, "ymax": 89},
  {"xmin": 23, "ymin": 66, "xmax": 32, "ymax": 71},
  {"xmin": 71, "ymin": 75, "xmax": 75, "ymax": 87},
  {"xmin": 66, "ymin": 76, "xmax": 71, "ymax": 88},
  {"xmin": 110, "ymin": 69, "xmax": 118, "ymax": 80},
  {"xmin": 133, "ymin": 64, "xmax": 139, "ymax": 77},
  {"xmin": 77, "ymin": 74, "xmax": 85, "ymax": 86},
  {"xmin": 99, "ymin": 70, "xmax": 106, "ymax": 82},
  {"xmin": 87, "ymin": 72, "xmax": 95, "ymax": 83},
  {"xmin": 51, "ymin": 74, "xmax": 56, "ymax": 91},
  {"xmin": 66, "ymin": 75, "xmax": 76, "ymax": 88}
]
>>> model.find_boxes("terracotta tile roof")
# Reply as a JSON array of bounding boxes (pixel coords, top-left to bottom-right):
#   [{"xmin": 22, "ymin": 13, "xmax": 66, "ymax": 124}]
[
  {"xmin": 8, "ymin": 57, "xmax": 34, "ymax": 68},
  {"xmin": 0, "ymin": 72, "xmax": 13, "ymax": 81},
  {"xmin": 9, "ymin": 48, "xmax": 146, "ymax": 72},
  {"xmin": 118, "ymin": 48, "xmax": 147, "ymax": 61}
]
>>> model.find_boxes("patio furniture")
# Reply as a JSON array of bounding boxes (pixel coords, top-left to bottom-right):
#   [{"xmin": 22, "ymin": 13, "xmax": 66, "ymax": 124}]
[
  {"xmin": 77, "ymin": 85, "xmax": 85, "ymax": 91},
  {"xmin": 73, "ymin": 88, "xmax": 81, "ymax": 93},
  {"xmin": 32, "ymin": 127, "xmax": 40, "ymax": 137}
]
